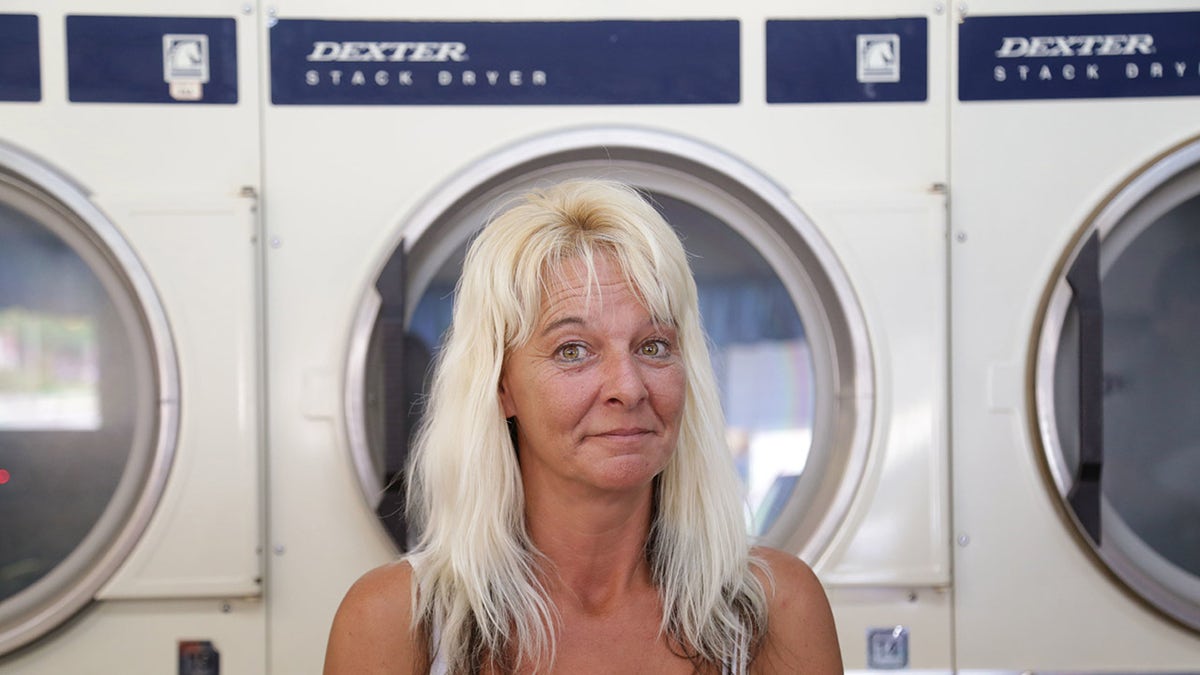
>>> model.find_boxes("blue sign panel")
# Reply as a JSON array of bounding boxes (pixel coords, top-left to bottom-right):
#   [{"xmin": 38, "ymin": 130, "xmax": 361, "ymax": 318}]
[
  {"xmin": 67, "ymin": 15, "xmax": 237, "ymax": 104},
  {"xmin": 269, "ymin": 20, "xmax": 739, "ymax": 105},
  {"xmin": 767, "ymin": 18, "xmax": 927, "ymax": 103},
  {"xmin": 0, "ymin": 15, "xmax": 40, "ymax": 102},
  {"xmin": 959, "ymin": 12, "xmax": 1200, "ymax": 101}
]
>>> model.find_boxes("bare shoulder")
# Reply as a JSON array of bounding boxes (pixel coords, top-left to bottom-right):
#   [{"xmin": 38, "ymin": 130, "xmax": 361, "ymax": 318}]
[
  {"xmin": 750, "ymin": 547, "xmax": 843, "ymax": 675},
  {"xmin": 323, "ymin": 560, "xmax": 422, "ymax": 675}
]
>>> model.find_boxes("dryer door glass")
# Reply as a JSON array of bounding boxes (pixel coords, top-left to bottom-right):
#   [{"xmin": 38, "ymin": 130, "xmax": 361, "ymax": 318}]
[
  {"xmin": 0, "ymin": 166, "xmax": 166, "ymax": 654},
  {"xmin": 1042, "ymin": 148, "xmax": 1200, "ymax": 632},
  {"xmin": 1101, "ymin": 193, "xmax": 1200, "ymax": 580},
  {"xmin": 349, "ymin": 134, "xmax": 872, "ymax": 560}
]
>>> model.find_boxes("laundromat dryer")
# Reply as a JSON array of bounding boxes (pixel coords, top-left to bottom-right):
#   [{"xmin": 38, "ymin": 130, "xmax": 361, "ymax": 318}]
[
  {"xmin": 951, "ymin": 2, "xmax": 1200, "ymax": 672},
  {"xmin": 263, "ymin": 1, "xmax": 953, "ymax": 672},
  {"xmin": 0, "ymin": 4, "xmax": 265, "ymax": 673}
]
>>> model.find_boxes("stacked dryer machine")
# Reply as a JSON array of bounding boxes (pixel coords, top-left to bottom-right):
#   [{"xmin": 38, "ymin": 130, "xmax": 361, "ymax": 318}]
[
  {"xmin": 263, "ymin": 1, "xmax": 953, "ymax": 672},
  {"xmin": 0, "ymin": 3, "xmax": 265, "ymax": 674},
  {"xmin": 952, "ymin": 2, "xmax": 1200, "ymax": 671}
]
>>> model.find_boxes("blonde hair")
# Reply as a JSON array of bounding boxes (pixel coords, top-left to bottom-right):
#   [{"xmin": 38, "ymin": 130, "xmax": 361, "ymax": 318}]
[{"xmin": 406, "ymin": 179, "xmax": 767, "ymax": 672}]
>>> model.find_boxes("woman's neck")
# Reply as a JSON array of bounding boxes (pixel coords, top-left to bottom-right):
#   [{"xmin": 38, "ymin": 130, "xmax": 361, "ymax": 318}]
[{"xmin": 522, "ymin": 479, "xmax": 657, "ymax": 613}]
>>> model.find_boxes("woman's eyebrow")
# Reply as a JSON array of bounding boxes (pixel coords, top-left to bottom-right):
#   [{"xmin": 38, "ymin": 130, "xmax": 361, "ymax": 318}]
[{"xmin": 537, "ymin": 316, "xmax": 585, "ymax": 337}]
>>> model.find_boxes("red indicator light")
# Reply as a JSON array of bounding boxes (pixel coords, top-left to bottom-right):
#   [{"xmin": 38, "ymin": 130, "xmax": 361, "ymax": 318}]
[{"xmin": 0, "ymin": 469, "xmax": 9, "ymax": 485}]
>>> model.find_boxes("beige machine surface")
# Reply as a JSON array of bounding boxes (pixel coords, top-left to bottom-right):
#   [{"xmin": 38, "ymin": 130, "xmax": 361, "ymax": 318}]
[
  {"xmin": 951, "ymin": 0, "xmax": 1200, "ymax": 671},
  {"xmin": 2, "ymin": 2, "xmax": 955, "ymax": 672},
  {"xmin": 0, "ymin": 2, "xmax": 265, "ymax": 673},
  {"xmin": 262, "ymin": 1, "xmax": 951, "ymax": 672},
  {"xmin": 7, "ymin": 2, "xmax": 1200, "ymax": 673}
]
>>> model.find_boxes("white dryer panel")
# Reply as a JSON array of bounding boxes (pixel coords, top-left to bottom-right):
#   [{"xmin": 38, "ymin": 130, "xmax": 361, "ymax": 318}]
[
  {"xmin": 0, "ymin": 2, "xmax": 265, "ymax": 672},
  {"xmin": 0, "ymin": 141, "xmax": 177, "ymax": 656},
  {"xmin": 951, "ymin": 0, "xmax": 1200, "ymax": 670},
  {"xmin": 263, "ymin": 1, "xmax": 950, "ymax": 672}
]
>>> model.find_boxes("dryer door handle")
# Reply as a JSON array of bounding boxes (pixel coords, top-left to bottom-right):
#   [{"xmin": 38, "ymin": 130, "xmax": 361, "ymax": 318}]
[{"xmin": 1065, "ymin": 230, "xmax": 1104, "ymax": 546}]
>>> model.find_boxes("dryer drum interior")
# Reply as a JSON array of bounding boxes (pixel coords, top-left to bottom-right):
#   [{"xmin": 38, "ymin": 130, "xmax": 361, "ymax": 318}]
[
  {"xmin": 0, "ymin": 145, "xmax": 177, "ymax": 655},
  {"xmin": 1036, "ymin": 137, "xmax": 1200, "ymax": 632},
  {"xmin": 344, "ymin": 128, "xmax": 873, "ymax": 561}
]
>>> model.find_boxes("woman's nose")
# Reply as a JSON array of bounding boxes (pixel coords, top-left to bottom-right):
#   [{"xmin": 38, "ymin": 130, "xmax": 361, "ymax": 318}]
[{"xmin": 602, "ymin": 352, "xmax": 649, "ymax": 407}]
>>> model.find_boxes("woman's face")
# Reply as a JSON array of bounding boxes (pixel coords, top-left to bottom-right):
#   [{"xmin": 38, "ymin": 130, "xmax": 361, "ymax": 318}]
[{"xmin": 499, "ymin": 254, "xmax": 686, "ymax": 497}]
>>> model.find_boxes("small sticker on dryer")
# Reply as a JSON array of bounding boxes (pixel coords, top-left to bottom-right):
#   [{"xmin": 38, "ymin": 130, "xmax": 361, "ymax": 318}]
[
  {"xmin": 163, "ymin": 34, "xmax": 210, "ymax": 101},
  {"xmin": 866, "ymin": 626, "xmax": 909, "ymax": 669},
  {"xmin": 857, "ymin": 34, "xmax": 901, "ymax": 83}
]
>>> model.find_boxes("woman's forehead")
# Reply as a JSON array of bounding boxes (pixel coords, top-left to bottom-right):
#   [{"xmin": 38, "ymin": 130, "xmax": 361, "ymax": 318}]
[
  {"xmin": 541, "ymin": 252, "xmax": 622, "ymax": 296},
  {"xmin": 534, "ymin": 256, "xmax": 637, "ymax": 321},
  {"xmin": 502, "ymin": 252, "xmax": 681, "ymax": 356}
]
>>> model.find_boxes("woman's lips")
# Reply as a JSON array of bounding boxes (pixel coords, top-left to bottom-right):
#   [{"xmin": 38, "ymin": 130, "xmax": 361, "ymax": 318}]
[{"xmin": 593, "ymin": 428, "xmax": 652, "ymax": 437}]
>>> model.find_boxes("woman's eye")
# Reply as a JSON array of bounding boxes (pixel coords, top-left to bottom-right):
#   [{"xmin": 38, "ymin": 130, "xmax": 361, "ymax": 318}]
[
  {"xmin": 557, "ymin": 343, "xmax": 586, "ymax": 361},
  {"xmin": 640, "ymin": 340, "xmax": 669, "ymax": 357}
]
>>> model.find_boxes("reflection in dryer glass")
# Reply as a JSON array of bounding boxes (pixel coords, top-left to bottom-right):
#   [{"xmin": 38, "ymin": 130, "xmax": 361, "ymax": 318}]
[
  {"xmin": 0, "ymin": 201, "xmax": 139, "ymax": 602},
  {"xmin": 0, "ymin": 309, "xmax": 100, "ymax": 431},
  {"xmin": 367, "ymin": 191, "xmax": 814, "ymax": 548},
  {"xmin": 1101, "ymin": 193, "xmax": 1200, "ymax": 578}
]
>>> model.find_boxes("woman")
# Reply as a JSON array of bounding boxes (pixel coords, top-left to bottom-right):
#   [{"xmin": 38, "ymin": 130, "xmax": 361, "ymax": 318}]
[{"xmin": 324, "ymin": 179, "xmax": 842, "ymax": 673}]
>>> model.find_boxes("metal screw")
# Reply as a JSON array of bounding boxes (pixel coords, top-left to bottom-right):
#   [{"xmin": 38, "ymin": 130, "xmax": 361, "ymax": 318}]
[
  {"xmin": 266, "ymin": 6, "xmax": 278, "ymax": 28},
  {"xmin": 933, "ymin": 2, "xmax": 945, "ymax": 15},
  {"xmin": 957, "ymin": 533, "xmax": 970, "ymax": 546},
  {"xmin": 955, "ymin": 232, "xmax": 967, "ymax": 243},
  {"xmin": 907, "ymin": 591, "xmax": 918, "ymax": 602},
  {"xmin": 958, "ymin": 2, "xmax": 969, "ymax": 18},
  {"xmin": 242, "ymin": 3, "xmax": 253, "ymax": 15},
  {"xmin": 270, "ymin": 236, "xmax": 282, "ymax": 249},
  {"xmin": 220, "ymin": 602, "xmax": 233, "ymax": 613},
  {"xmin": 273, "ymin": 544, "xmax": 286, "ymax": 555}
]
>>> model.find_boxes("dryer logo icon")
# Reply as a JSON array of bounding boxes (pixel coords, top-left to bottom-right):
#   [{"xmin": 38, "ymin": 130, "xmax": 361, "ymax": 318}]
[
  {"xmin": 163, "ymin": 34, "xmax": 209, "ymax": 101},
  {"xmin": 857, "ymin": 34, "xmax": 901, "ymax": 83}
]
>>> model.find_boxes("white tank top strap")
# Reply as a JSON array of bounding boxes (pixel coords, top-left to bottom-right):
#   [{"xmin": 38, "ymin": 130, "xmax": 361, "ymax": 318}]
[
  {"xmin": 406, "ymin": 556, "xmax": 450, "ymax": 675},
  {"xmin": 428, "ymin": 616, "xmax": 449, "ymax": 675}
]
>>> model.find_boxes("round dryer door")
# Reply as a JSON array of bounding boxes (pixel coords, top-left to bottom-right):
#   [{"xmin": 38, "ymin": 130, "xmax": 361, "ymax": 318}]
[
  {"xmin": 0, "ymin": 144, "xmax": 177, "ymax": 654},
  {"xmin": 346, "ymin": 128, "xmax": 873, "ymax": 559},
  {"xmin": 1036, "ymin": 137, "xmax": 1200, "ymax": 632}
]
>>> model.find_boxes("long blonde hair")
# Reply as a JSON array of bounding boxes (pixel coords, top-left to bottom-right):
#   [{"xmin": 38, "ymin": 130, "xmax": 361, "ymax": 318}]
[{"xmin": 406, "ymin": 179, "xmax": 767, "ymax": 672}]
